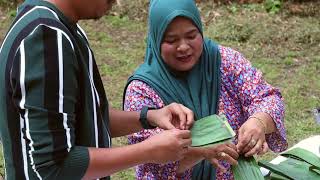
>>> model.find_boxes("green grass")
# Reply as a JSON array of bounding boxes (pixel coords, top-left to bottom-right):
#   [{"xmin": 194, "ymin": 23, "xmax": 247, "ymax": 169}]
[{"xmin": 0, "ymin": 1, "xmax": 319, "ymax": 179}]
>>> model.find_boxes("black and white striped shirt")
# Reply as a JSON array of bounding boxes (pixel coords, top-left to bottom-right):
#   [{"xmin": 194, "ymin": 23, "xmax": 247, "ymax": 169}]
[{"xmin": 0, "ymin": 1, "xmax": 111, "ymax": 179}]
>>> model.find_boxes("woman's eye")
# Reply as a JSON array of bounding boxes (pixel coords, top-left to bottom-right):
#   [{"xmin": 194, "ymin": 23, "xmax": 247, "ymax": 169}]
[
  {"xmin": 164, "ymin": 39, "xmax": 176, "ymax": 44},
  {"xmin": 188, "ymin": 34, "xmax": 197, "ymax": 39}
]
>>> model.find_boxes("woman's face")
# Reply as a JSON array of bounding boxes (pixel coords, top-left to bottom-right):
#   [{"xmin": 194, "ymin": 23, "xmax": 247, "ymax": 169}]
[{"xmin": 161, "ymin": 17, "xmax": 203, "ymax": 72}]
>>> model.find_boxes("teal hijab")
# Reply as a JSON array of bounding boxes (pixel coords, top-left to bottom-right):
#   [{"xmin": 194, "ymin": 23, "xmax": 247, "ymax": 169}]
[{"xmin": 124, "ymin": 0, "xmax": 221, "ymax": 179}]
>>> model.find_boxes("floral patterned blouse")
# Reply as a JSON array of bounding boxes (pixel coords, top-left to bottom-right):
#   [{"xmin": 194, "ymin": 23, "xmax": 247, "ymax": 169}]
[{"xmin": 124, "ymin": 46, "xmax": 287, "ymax": 180}]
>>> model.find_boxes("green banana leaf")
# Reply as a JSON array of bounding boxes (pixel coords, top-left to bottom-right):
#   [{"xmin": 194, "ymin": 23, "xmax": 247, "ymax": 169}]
[
  {"xmin": 281, "ymin": 148, "xmax": 320, "ymax": 170},
  {"xmin": 190, "ymin": 114, "xmax": 235, "ymax": 179},
  {"xmin": 258, "ymin": 148, "xmax": 320, "ymax": 180},
  {"xmin": 190, "ymin": 114, "xmax": 235, "ymax": 147},
  {"xmin": 311, "ymin": 166, "xmax": 320, "ymax": 175},
  {"xmin": 259, "ymin": 159, "xmax": 319, "ymax": 180},
  {"xmin": 232, "ymin": 156, "xmax": 264, "ymax": 180},
  {"xmin": 269, "ymin": 173, "xmax": 290, "ymax": 180},
  {"xmin": 190, "ymin": 114, "xmax": 264, "ymax": 180}
]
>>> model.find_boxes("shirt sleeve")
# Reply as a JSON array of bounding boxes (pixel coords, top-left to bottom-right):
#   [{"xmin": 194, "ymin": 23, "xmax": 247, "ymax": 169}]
[
  {"xmin": 124, "ymin": 80, "xmax": 191, "ymax": 179},
  {"xmin": 10, "ymin": 25, "xmax": 89, "ymax": 179},
  {"xmin": 220, "ymin": 46, "xmax": 287, "ymax": 152}
]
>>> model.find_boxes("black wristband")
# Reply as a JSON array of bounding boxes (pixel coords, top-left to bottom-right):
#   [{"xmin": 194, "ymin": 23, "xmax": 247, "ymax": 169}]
[{"xmin": 139, "ymin": 106, "xmax": 157, "ymax": 129}]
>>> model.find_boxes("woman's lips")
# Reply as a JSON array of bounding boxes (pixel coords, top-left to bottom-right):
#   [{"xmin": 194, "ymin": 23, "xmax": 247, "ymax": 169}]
[{"xmin": 176, "ymin": 55, "xmax": 192, "ymax": 62}]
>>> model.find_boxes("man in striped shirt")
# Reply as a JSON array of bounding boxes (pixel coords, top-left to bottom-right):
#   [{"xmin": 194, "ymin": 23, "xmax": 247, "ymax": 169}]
[{"xmin": 0, "ymin": 0, "xmax": 194, "ymax": 179}]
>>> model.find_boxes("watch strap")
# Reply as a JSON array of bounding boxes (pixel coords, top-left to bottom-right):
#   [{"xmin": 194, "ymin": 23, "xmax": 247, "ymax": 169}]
[{"xmin": 139, "ymin": 106, "xmax": 156, "ymax": 129}]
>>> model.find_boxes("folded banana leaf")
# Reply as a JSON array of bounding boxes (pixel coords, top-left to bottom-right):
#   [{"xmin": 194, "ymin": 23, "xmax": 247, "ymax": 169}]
[
  {"xmin": 191, "ymin": 114, "xmax": 265, "ymax": 180},
  {"xmin": 258, "ymin": 148, "xmax": 320, "ymax": 179},
  {"xmin": 232, "ymin": 156, "xmax": 264, "ymax": 180},
  {"xmin": 191, "ymin": 114, "xmax": 235, "ymax": 147}
]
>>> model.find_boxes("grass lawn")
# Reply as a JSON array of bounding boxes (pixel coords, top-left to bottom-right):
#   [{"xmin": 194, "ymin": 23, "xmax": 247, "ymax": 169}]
[{"xmin": 0, "ymin": 1, "xmax": 319, "ymax": 179}]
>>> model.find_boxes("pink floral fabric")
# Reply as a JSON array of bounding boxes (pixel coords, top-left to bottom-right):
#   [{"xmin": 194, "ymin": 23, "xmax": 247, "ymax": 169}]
[{"xmin": 124, "ymin": 46, "xmax": 287, "ymax": 180}]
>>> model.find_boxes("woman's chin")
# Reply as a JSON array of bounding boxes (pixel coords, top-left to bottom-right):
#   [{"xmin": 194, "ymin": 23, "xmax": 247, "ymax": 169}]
[{"xmin": 174, "ymin": 64, "xmax": 195, "ymax": 72}]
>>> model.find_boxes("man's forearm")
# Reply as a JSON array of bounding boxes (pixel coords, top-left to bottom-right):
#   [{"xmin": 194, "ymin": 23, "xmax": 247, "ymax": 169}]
[
  {"xmin": 83, "ymin": 142, "xmax": 151, "ymax": 179},
  {"xmin": 109, "ymin": 108, "xmax": 143, "ymax": 137}
]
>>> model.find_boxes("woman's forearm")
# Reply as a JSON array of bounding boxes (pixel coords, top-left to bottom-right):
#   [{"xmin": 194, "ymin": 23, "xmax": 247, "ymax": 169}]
[{"xmin": 249, "ymin": 112, "xmax": 277, "ymax": 134}]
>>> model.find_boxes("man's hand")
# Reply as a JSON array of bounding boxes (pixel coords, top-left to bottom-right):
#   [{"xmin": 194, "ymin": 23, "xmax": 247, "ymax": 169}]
[
  {"xmin": 147, "ymin": 103, "xmax": 194, "ymax": 130},
  {"xmin": 143, "ymin": 129, "xmax": 192, "ymax": 164}
]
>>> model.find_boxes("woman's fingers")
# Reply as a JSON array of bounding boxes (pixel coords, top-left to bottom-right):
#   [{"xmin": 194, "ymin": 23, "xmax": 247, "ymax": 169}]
[
  {"xmin": 168, "ymin": 103, "xmax": 186, "ymax": 129},
  {"xmin": 209, "ymin": 158, "xmax": 227, "ymax": 173},
  {"xmin": 222, "ymin": 144, "xmax": 239, "ymax": 160},
  {"xmin": 178, "ymin": 104, "xmax": 194, "ymax": 130},
  {"xmin": 177, "ymin": 129, "xmax": 191, "ymax": 139},
  {"xmin": 202, "ymin": 143, "xmax": 239, "ymax": 173},
  {"xmin": 243, "ymin": 138, "xmax": 257, "ymax": 154},
  {"xmin": 180, "ymin": 137, "xmax": 192, "ymax": 148},
  {"xmin": 237, "ymin": 117, "xmax": 267, "ymax": 154},
  {"xmin": 205, "ymin": 143, "xmax": 239, "ymax": 166},
  {"xmin": 236, "ymin": 129, "xmax": 252, "ymax": 153},
  {"xmin": 257, "ymin": 141, "xmax": 269, "ymax": 155},
  {"xmin": 218, "ymin": 151, "xmax": 238, "ymax": 166},
  {"xmin": 167, "ymin": 103, "xmax": 195, "ymax": 130},
  {"xmin": 245, "ymin": 139, "xmax": 263, "ymax": 157},
  {"xmin": 226, "ymin": 142, "xmax": 237, "ymax": 149},
  {"xmin": 237, "ymin": 134, "xmax": 253, "ymax": 153},
  {"xmin": 262, "ymin": 142, "xmax": 269, "ymax": 153}
]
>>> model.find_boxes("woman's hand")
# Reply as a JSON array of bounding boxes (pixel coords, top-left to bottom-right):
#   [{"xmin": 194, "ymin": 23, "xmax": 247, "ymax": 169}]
[
  {"xmin": 148, "ymin": 103, "xmax": 194, "ymax": 130},
  {"xmin": 201, "ymin": 142, "xmax": 239, "ymax": 172},
  {"xmin": 144, "ymin": 129, "xmax": 192, "ymax": 164},
  {"xmin": 236, "ymin": 117, "xmax": 269, "ymax": 157}
]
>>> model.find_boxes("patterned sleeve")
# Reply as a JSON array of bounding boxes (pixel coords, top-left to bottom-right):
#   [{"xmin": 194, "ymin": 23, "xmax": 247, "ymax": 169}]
[
  {"xmin": 220, "ymin": 46, "xmax": 287, "ymax": 152},
  {"xmin": 124, "ymin": 80, "xmax": 164, "ymax": 145},
  {"xmin": 124, "ymin": 80, "xmax": 191, "ymax": 179}
]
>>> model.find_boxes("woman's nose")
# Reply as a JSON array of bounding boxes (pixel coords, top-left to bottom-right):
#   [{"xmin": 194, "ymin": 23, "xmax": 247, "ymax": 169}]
[{"xmin": 177, "ymin": 41, "xmax": 190, "ymax": 52}]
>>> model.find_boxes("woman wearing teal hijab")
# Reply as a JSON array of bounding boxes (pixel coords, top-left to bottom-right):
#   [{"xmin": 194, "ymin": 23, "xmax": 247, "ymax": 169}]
[{"xmin": 124, "ymin": 0, "xmax": 287, "ymax": 179}]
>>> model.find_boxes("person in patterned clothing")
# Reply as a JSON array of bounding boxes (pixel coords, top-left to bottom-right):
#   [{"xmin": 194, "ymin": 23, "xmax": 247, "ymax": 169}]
[
  {"xmin": 123, "ymin": 0, "xmax": 288, "ymax": 179},
  {"xmin": 0, "ymin": 0, "xmax": 203, "ymax": 179}
]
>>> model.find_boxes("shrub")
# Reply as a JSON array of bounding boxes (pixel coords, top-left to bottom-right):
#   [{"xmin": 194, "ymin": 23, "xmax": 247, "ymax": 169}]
[{"xmin": 264, "ymin": 0, "xmax": 283, "ymax": 13}]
